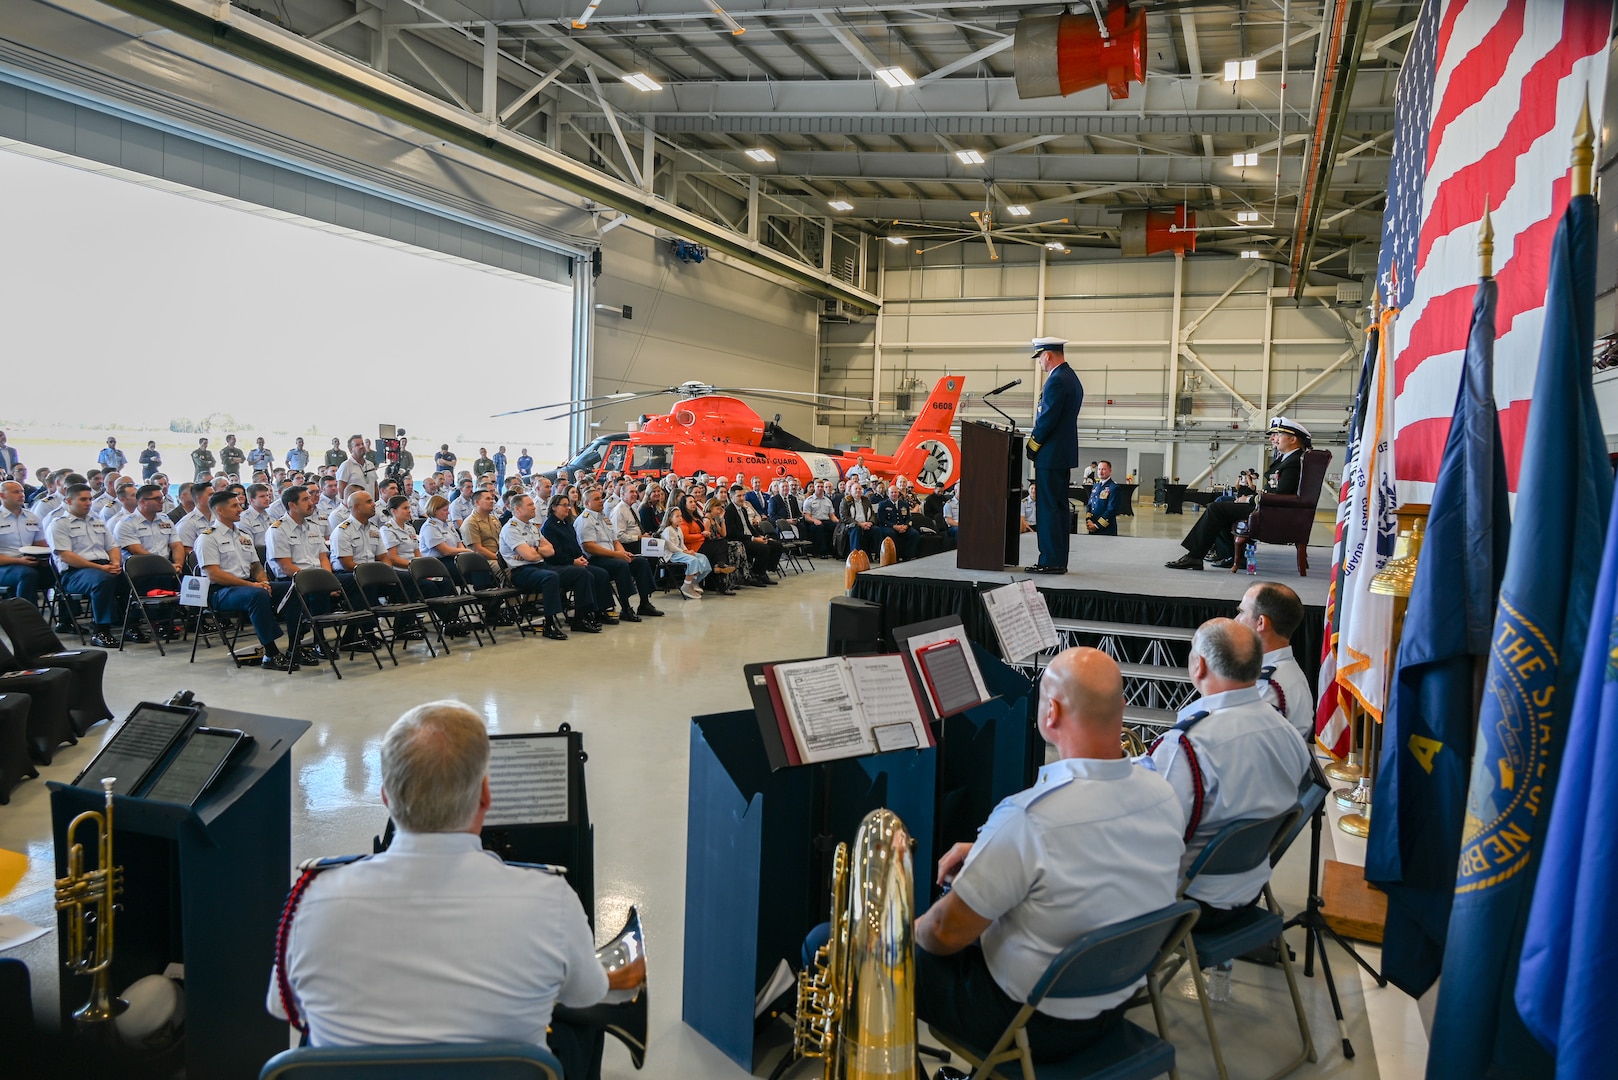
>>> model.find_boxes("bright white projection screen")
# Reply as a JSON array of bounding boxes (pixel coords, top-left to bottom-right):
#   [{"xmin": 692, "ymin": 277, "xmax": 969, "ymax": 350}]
[{"xmin": 0, "ymin": 146, "xmax": 575, "ymax": 481}]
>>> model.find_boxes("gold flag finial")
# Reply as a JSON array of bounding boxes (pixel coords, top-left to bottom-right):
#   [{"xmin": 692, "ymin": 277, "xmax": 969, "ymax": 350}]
[
  {"xmin": 1372, "ymin": 284, "xmax": 1383, "ymax": 323},
  {"xmin": 1572, "ymin": 93, "xmax": 1594, "ymax": 198},
  {"xmin": 1480, "ymin": 199, "xmax": 1495, "ymax": 278}
]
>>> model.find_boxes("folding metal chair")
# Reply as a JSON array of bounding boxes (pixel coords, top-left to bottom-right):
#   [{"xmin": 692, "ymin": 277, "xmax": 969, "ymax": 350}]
[
  {"xmin": 118, "ymin": 554, "xmax": 184, "ymax": 657},
  {"xmin": 407, "ymin": 557, "xmax": 489, "ymax": 649},
  {"xmin": 187, "ymin": 587, "xmax": 252, "ymax": 666},
  {"xmin": 775, "ymin": 524, "xmax": 815, "ymax": 574},
  {"xmin": 1177, "ymin": 810, "xmax": 1315, "ymax": 1080},
  {"xmin": 289, "ymin": 568, "xmax": 387, "ymax": 679},
  {"xmin": 352, "ymin": 562, "xmax": 435, "ymax": 660},
  {"xmin": 259, "ymin": 1039, "xmax": 563, "ymax": 1080},
  {"xmin": 930, "ymin": 899, "xmax": 1200, "ymax": 1080},
  {"xmin": 453, "ymin": 553, "xmax": 525, "ymax": 641}
]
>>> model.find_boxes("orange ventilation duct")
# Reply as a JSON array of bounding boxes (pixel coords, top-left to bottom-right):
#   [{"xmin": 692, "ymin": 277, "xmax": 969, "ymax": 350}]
[
  {"xmin": 1014, "ymin": 5, "xmax": 1147, "ymax": 100},
  {"xmin": 1120, "ymin": 207, "xmax": 1197, "ymax": 257}
]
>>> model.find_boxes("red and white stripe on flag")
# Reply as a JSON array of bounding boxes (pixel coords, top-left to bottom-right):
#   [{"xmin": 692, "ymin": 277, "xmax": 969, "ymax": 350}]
[{"xmin": 1391, "ymin": 0, "xmax": 1609, "ymax": 502}]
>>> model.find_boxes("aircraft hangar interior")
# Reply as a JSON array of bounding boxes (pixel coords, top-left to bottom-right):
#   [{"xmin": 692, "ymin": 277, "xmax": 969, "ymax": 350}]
[{"xmin": 0, "ymin": 2, "xmax": 1615, "ymax": 1079}]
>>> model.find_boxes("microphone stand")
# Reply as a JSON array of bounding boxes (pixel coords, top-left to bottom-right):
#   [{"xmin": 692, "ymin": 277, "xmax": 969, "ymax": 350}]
[{"xmin": 982, "ymin": 389, "xmax": 1019, "ymax": 433}]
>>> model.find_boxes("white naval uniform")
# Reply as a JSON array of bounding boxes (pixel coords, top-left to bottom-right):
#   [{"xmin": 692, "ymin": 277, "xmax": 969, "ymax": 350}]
[
  {"xmin": 0, "ymin": 504, "xmax": 45, "ymax": 556},
  {"xmin": 330, "ymin": 517, "xmax": 382, "ymax": 567},
  {"xmin": 174, "ymin": 508, "xmax": 212, "ymax": 552},
  {"xmin": 573, "ymin": 507, "xmax": 615, "ymax": 550},
  {"xmin": 419, "ymin": 517, "xmax": 461, "ymax": 559},
  {"xmin": 499, "ymin": 517, "xmax": 545, "ymax": 566},
  {"xmin": 240, "ymin": 506, "xmax": 272, "ymax": 547},
  {"xmin": 116, "ymin": 512, "xmax": 177, "ymax": 563},
  {"xmin": 266, "ymin": 831, "xmax": 608, "ymax": 1049},
  {"xmin": 1142, "ymin": 685, "xmax": 1311, "ymax": 908},
  {"xmin": 1019, "ymin": 495, "xmax": 1037, "ymax": 526},
  {"xmin": 379, "ymin": 520, "xmax": 421, "ymax": 563},
  {"xmin": 47, "ymin": 512, "xmax": 115, "ymax": 572},
  {"xmin": 195, "ymin": 522, "xmax": 258, "ymax": 578},
  {"xmin": 265, "ymin": 516, "xmax": 327, "ymax": 578},
  {"xmin": 1259, "ymin": 646, "xmax": 1315, "ymax": 741},
  {"xmin": 447, "ymin": 495, "xmax": 476, "ymax": 528},
  {"xmin": 949, "ymin": 757, "xmax": 1185, "ymax": 1019}
]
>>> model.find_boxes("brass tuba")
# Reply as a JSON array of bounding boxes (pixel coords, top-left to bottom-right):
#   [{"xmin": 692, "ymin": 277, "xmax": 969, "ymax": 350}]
[
  {"xmin": 55, "ymin": 778, "xmax": 128, "ymax": 1026},
  {"xmin": 793, "ymin": 808, "xmax": 917, "ymax": 1080},
  {"xmin": 558, "ymin": 905, "xmax": 649, "ymax": 1068}
]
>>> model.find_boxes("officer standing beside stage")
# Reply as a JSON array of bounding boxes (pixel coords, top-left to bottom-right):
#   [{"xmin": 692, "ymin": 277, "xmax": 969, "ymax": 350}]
[
  {"xmin": 1085, "ymin": 459, "xmax": 1119, "ymax": 536},
  {"xmin": 1024, "ymin": 338, "xmax": 1083, "ymax": 574}
]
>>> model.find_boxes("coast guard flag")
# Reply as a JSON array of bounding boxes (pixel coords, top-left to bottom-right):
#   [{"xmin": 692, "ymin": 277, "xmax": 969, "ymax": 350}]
[
  {"xmin": 1425, "ymin": 190, "xmax": 1607, "ymax": 1080},
  {"xmin": 1365, "ymin": 270, "xmax": 1509, "ymax": 998},
  {"xmin": 1378, "ymin": 0, "xmax": 1609, "ymax": 502},
  {"xmin": 1335, "ymin": 310, "xmax": 1399, "ymax": 721},
  {"xmin": 1515, "ymin": 469, "xmax": 1618, "ymax": 1079},
  {"xmin": 1315, "ymin": 328, "xmax": 1379, "ymax": 757}
]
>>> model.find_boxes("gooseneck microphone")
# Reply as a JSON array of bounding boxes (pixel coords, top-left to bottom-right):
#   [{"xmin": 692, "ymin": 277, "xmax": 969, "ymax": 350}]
[{"xmin": 985, "ymin": 378, "xmax": 1022, "ymax": 397}]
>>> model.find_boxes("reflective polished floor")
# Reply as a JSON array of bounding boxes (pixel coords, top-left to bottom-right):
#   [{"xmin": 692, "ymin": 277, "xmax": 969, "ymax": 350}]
[{"xmin": 0, "ymin": 506, "xmax": 1418, "ymax": 1078}]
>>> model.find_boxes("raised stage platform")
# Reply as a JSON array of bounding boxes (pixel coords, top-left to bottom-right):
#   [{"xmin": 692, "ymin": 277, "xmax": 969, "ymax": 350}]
[{"xmin": 852, "ymin": 532, "xmax": 1331, "ymax": 688}]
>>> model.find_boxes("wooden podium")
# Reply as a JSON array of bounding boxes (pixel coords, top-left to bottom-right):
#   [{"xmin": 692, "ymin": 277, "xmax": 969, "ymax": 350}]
[{"xmin": 957, "ymin": 421, "xmax": 1023, "ymax": 571}]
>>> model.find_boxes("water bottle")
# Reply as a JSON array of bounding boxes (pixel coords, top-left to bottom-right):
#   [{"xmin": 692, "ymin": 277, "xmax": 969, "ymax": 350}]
[
  {"xmin": 1208, "ymin": 961, "xmax": 1234, "ymax": 1003},
  {"xmin": 1245, "ymin": 540, "xmax": 1259, "ymax": 575}
]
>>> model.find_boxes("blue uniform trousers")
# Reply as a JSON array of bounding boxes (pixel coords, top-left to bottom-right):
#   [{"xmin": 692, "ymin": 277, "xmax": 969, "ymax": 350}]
[
  {"xmin": 0, "ymin": 563, "xmax": 45, "ymax": 606},
  {"xmin": 210, "ymin": 585, "xmax": 283, "ymax": 650},
  {"xmin": 58, "ymin": 565, "xmax": 123, "ymax": 627},
  {"xmin": 1034, "ymin": 466, "xmax": 1071, "ymax": 568},
  {"xmin": 587, "ymin": 554, "xmax": 653, "ymax": 609},
  {"xmin": 509, "ymin": 564, "xmax": 563, "ymax": 617}
]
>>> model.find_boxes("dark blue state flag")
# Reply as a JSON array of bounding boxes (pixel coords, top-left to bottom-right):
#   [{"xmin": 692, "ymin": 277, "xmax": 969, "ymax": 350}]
[
  {"xmin": 1514, "ymin": 469, "xmax": 1618, "ymax": 1079},
  {"xmin": 1366, "ymin": 272, "xmax": 1509, "ymax": 998},
  {"xmin": 1426, "ymin": 192, "xmax": 1608, "ymax": 1079}
]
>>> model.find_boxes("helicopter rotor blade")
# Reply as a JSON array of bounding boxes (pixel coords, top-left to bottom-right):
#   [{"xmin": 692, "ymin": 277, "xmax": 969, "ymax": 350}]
[{"xmin": 491, "ymin": 389, "xmax": 669, "ymax": 419}]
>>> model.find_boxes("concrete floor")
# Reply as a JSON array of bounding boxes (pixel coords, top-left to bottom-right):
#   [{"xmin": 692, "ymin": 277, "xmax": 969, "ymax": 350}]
[{"xmin": 0, "ymin": 505, "xmax": 1422, "ymax": 1078}]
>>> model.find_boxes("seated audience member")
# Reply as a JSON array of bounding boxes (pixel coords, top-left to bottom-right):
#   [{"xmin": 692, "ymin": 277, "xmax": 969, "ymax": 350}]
[
  {"xmin": 315, "ymin": 477, "xmax": 344, "ymax": 526},
  {"xmin": 499, "ymin": 494, "xmax": 575, "ymax": 640},
  {"xmin": 942, "ymin": 486, "xmax": 960, "ymax": 540},
  {"xmin": 800, "ymin": 481, "xmax": 838, "ymax": 557},
  {"xmin": 1085, "ymin": 461, "xmax": 1119, "ymax": 536},
  {"xmin": 459, "ymin": 490, "xmax": 504, "ymax": 576},
  {"xmin": 611, "ymin": 484, "xmax": 645, "ymax": 553},
  {"xmin": 849, "ymin": 648, "xmax": 1184, "ymax": 1062},
  {"xmin": 838, "ymin": 482, "xmax": 878, "ymax": 557},
  {"xmin": 36, "ymin": 471, "xmax": 85, "ymax": 529},
  {"xmin": 1166, "ymin": 418, "xmax": 1309, "ymax": 571},
  {"xmin": 541, "ymin": 494, "xmax": 615, "ymax": 628},
  {"xmin": 725, "ymin": 487, "xmax": 781, "ymax": 585},
  {"xmin": 167, "ymin": 480, "xmax": 196, "ymax": 524},
  {"xmin": 768, "ymin": 480, "xmax": 806, "ymax": 537},
  {"xmin": 266, "ymin": 485, "xmax": 338, "ymax": 660},
  {"xmin": 241, "ymin": 484, "xmax": 274, "ymax": 547},
  {"xmin": 743, "ymin": 476, "xmax": 768, "ymax": 517},
  {"xmin": 1237, "ymin": 582, "xmax": 1314, "ymax": 740},
  {"xmin": 447, "ymin": 479, "xmax": 477, "ymax": 530},
  {"xmin": 576, "ymin": 487, "xmax": 661, "ymax": 620},
  {"xmin": 329, "ymin": 491, "xmax": 383, "ymax": 615},
  {"xmin": 116, "ymin": 484, "xmax": 182, "ymax": 570},
  {"xmin": 420, "ymin": 495, "xmax": 478, "ymax": 568},
  {"xmin": 90, "ymin": 472, "xmax": 120, "ymax": 520},
  {"xmin": 267, "ymin": 702, "xmax": 638, "ymax": 1079},
  {"xmin": 378, "ymin": 496, "xmax": 421, "ymax": 571},
  {"xmin": 196, "ymin": 491, "xmax": 295, "ymax": 669},
  {"xmin": 1019, "ymin": 482, "xmax": 1037, "ymax": 534},
  {"xmin": 874, "ymin": 484, "xmax": 921, "ymax": 560},
  {"xmin": 1141, "ymin": 618, "xmax": 1311, "ymax": 927},
  {"xmin": 683, "ymin": 494, "xmax": 731, "ymax": 572},
  {"xmin": 638, "ymin": 486, "xmax": 667, "ymax": 536},
  {"xmin": 174, "ymin": 483, "xmax": 215, "ymax": 563},
  {"xmin": 328, "ymin": 484, "xmax": 364, "ymax": 533},
  {"xmin": 660, "ymin": 507, "xmax": 710, "ymax": 600},
  {"xmin": 103, "ymin": 481, "xmax": 138, "ymax": 531},
  {"xmin": 48, "ymin": 484, "xmax": 125, "ymax": 647},
  {"xmin": 0, "ymin": 479, "xmax": 50, "ymax": 606}
]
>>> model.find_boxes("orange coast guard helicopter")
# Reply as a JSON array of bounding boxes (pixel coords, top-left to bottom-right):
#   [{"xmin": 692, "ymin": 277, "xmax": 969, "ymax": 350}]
[{"xmin": 499, "ymin": 375, "xmax": 965, "ymax": 493}]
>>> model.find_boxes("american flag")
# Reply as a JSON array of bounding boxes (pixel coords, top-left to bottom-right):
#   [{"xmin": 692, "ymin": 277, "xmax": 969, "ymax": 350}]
[{"xmin": 1382, "ymin": 0, "xmax": 1610, "ymax": 501}]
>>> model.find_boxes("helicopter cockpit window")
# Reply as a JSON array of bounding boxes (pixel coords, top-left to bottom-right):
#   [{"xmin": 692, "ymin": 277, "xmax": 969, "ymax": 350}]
[
  {"xmin": 566, "ymin": 435, "xmax": 613, "ymax": 472},
  {"xmin": 604, "ymin": 442, "xmax": 629, "ymax": 473},
  {"xmin": 630, "ymin": 444, "xmax": 673, "ymax": 473}
]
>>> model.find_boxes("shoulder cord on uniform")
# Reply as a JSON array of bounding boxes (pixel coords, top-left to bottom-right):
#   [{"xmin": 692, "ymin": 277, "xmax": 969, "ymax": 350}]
[
  {"xmin": 1260, "ymin": 664, "xmax": 1288, "ymax": 717},
  {"xmin": 1150, "ymin": 713, "xmax": 1209, "ymax": 845},
  {"xmin": 274, "ymin": 868, "xmax": 321, "ymax": 1034}
]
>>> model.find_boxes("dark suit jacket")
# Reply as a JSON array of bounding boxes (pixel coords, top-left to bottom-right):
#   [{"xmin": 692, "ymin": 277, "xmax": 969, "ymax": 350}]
[
  {"xmin": 743, "ymin": 491, "xmax": 768, "ymax": 516},
  {"xmin": 540, "ymin": 514, "xmax": 586, "ymax": 565},
  {"xmin": 768, "ymin": 493, "xmax": 801, "ymax": 520},
  {"xmin": 725, "ymin": 503, "xmax": 767, "ymax": 543},
  {"xmin": 1029, "ymin": 362, "xmax": 1084, "ymax": 469}
]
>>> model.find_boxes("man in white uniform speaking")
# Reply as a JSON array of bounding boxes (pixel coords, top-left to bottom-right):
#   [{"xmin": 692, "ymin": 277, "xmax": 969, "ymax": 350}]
[{"xmin": 268, "ymin": 701, "xmax": 644, "ymax": 1078}]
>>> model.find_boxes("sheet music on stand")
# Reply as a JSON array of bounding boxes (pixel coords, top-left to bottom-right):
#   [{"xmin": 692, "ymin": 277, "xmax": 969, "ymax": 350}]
[
  {"xmin": 982, "ymin": 580, "xmax": 1060, "ymax": 662},
  {"xmin": 484, "ymin": 734, "xmax": 572, "ymax": 826}
]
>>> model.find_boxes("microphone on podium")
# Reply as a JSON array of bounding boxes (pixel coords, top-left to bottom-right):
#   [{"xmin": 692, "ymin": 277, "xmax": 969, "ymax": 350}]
[{"xmin": 984, "ymin": 378, "xmax": 1022, "ymax": 397}]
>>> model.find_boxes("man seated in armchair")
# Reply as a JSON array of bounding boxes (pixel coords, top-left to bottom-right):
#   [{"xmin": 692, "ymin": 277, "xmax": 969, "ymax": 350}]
[{"xmin": 1165, "ymin": 417, "xmax": 1309, "ymax": 571}]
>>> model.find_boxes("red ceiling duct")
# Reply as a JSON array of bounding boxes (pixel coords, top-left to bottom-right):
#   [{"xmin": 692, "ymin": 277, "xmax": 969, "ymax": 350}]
[
  {"xmin": 1120, "ymin": 207, "xmax": 1196, "ymax": 257},
  {"xmin": 1014, "ymin": 5, "xmax": 1147, "ymax": 100}
]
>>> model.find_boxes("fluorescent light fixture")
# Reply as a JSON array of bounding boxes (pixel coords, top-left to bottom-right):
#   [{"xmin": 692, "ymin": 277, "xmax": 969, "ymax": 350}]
[
  {"xmin": 1006, "ymin": 204, "xmax": 1031, "ymax": 217},
  {"xmin": 828, "ymin": 199, "xmax": 854, "ymax": 211},
  {"xmin": 886, "ymin": 235, "xmax": 909, "ymax": 245},
  {"xmin": 621, "ymin": 73, "xmax": 662, "ymax": 92},
  {"xmin": 1045, "ymin": 241, "xmax": 1067, "ymax": 251},
  {"xmin": 1236, "ymin": 210, "xmax": 1259, "ymax": 222},
  {"xmin": 1224, "ymin": 58, "xmax": 1258, "ymax": 81},
  {"xmin": 956, "ymin": 149, "xmax": 985, "ymax": 165},
  {"xmin": 573, "ymin": 0, "xmax": 603, "ymax": 28},
  {"xmin": 1232, "ymin": 151, "xmax": 1258, "ymax": 167},
  {"xmin": 1240, "ymin": 249, "xmax": 1262, "ymax": 259},
  {"xmin": 875, "ymin": 67, "xmax": 915, "ymax": 88},
  {"xmin": 709, "ymin": 4, "xmax": 746, "ymax": 34},
  {"xmin": 744, "ymin": 148, "xmax": 775, "ymax": 162}
]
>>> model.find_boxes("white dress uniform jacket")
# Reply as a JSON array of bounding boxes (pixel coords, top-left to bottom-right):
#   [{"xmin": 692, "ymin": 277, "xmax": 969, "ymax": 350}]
[
  {"xmin": 949, "ymin": 757, "xmax": 1185, "ymax": 1019},
  {"xmin": 419, "ymin": 517, "xmax": 460, "ymax": 559},
  {"xmin": 267, "ymin": 831, "xmax": 608, "ymax": 1050},
  {"xmin": 1142, "ymin": 685, "xmax": 1311, "ymax": 908},
  {"xmin": 240, "ymin": 506, "xmax": 272, "ymax": 547},
  {"xmin": 1259, "ymin": 647, "xmax": 1315, "ymax": 741},
  {"xmin": 116, "ymin": 512, "xmax": 177, "ymax": 563},
  {"xmin": 573, "ymin": 508, "xmax": 615, "ymax": 549},
  {"xmin": 195, "ymin": 522, "xmax": 257, "ymax": 577},
  {"xmin": 379, "ymin": 520, "xmax": 420, "ymax": 562},
  {"xmin": 47, "ymin": 512, "xmax": 114, "ymax": 572},
  {"xmin": 265, "ymin": 516, "xmax": 327, "ymax": 578},
  {"xmin": 499, "ymin": 518, "xmax": 545, "ymax": 566},
  {"xmin": 330, "ymin": 517, "xmax": 382, "ymax": 567},
  {"xmin": 174, "ymin": 508, "xmax": 212, "ymax": 551}
]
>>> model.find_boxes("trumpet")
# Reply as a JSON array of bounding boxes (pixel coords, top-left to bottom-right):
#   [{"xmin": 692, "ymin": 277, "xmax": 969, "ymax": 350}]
[
  {"xmin": 793, "ymin": 808, "xmax": 917, "ymax": 1080},
  {"xmin": 557, "ymin": 905, "xmax": 649, "ymax": 1069},
  {"xmin": 54, "ymin": 778, "xmax": 128, "ymax": 1026}
]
